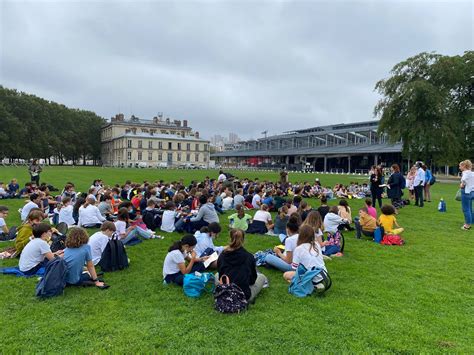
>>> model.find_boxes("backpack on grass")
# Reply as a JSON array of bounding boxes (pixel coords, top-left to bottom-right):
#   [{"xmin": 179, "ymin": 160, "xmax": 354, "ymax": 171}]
[
  {"xmin": 98, "ymin": 234, "xmax": 129, "ymax": 272},
  {"xmin": 214, "ymin": 275, "xmax": 248, "ymax": 314},
  {"xmin": 289, "ymin": 264, "xmax": 332, "ymax": 297},
  {"xmin": 183, "ymin": 272, "xmax": 215, "ymax": 298},
  {"xmin": 381, "ymin": 235, "xmax": 405, "ymax": 246},
  {"xmin": 35, "ymin": 257, "xmax": 67, "ymax": 298}
]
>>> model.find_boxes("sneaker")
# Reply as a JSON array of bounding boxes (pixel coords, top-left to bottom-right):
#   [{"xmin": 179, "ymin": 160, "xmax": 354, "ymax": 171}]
[
  {"xmin": 461, "ymin": 225, "xmax": 471, "ymax": 230},
  {"xmin": 315, "ymin": 283, "xmax": 325, "ymax": 290}
]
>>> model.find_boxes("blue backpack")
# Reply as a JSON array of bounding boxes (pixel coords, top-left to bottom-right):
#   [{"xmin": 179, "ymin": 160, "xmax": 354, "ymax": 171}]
[
  {"xmin": 289, "ymin": 264, "xmax": 332, "ymax": 298},
  {"xmin": 374, "ymin": 227, "xmax": 384, "ymax": 243},
  {"xmin": 35, "ymin": 257, "xmax": 67, "ymax": 298},
  {"xmin": 183, "ymin": 272, "xmax": 215, "ymax": 298}
]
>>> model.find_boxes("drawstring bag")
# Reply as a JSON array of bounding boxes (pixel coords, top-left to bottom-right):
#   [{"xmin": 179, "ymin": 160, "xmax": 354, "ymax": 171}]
[{"xmin": 183, "ymin": 272, "xmax": 215, "ymax": 298}]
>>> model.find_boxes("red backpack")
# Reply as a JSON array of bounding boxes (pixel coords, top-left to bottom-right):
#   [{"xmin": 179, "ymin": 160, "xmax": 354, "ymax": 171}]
[{"xmin": 381, "ymin": 235, "xmax": 405, "ymax": 246}]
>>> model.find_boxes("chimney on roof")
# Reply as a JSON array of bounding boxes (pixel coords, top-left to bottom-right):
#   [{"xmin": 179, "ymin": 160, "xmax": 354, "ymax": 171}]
[
  {"xmin": 174, "ymin": 120, "xmax": 181, "ymax": 127},
  {"xmin": 166, "ymin": 118, "xmax": 170, "ymax": 125},
  {"xmin": 183, "ymin": 120, "xmax": 188, "ymax": 127},
  {"xmin": 118, "ymin": 113, "xmax": 124, "ymax": 121},
  {"xmin": 153, "ymin": 116, "xmax": 158, "ymax": 124},
  {"xmin": 195, "ymin": 131, "xmax": 199, "ymax": 139}
]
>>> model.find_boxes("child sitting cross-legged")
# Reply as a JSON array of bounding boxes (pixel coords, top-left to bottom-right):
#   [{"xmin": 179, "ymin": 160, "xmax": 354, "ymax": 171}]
[
  {"xmin": 19, "ymin": 223, "xmax": 63, "ymax": 275},
  {"xmin": 378, "ymin": 204, "xmax": 404, "ymax": 235},
  {"xmin": 283, "ymin": 225, "xmax": 327, "ymax": 285},
  {"xmin": 63, "ymin": 227, "xmax": 109, "ymax": 289},
  {"xmin": 246, "ymin": 204, "xmax": 274, "ymax": 235},
  {"xmin": 354, "ymin": 207, "xmax": 377, "ymax": 239},
  {"xmin": 228, "ymin": 204, "xmax": 252, "ymax": 231}
]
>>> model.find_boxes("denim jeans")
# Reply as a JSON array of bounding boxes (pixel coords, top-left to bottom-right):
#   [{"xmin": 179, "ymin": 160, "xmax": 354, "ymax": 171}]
[
  {"xmin": 414, "ymin": 185, "xmax": 424, "ymax": 207},
  {"xmin": 461, "ymin": 189, "xmax": 474, "ymax": 225},
  {"xmin": 354, "ymin": 217, "xmax": 375, "ymax": 239},
  {"xmin": 264, "ymin": 254, "xmax": 292, "ymax": 272},
  {"xmin": 122, "ymin": 226, "xmax": 153, "ymax": 245}
]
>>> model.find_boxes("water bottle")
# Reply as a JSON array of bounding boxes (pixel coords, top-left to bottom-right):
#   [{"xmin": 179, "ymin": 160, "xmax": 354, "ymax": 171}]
[{"xmin": 438, "ymin": 198, "xmax": 446, "ymax": 212}]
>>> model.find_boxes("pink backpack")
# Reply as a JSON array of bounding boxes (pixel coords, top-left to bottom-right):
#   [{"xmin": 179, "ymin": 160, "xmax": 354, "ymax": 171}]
[{"xmin": 381, "ymin": 235, "xmax": 405, "ymax": 246}]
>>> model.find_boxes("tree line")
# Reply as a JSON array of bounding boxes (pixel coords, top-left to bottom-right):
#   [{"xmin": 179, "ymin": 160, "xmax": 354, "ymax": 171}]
[
  {"xmin": 375, "ymin": 51, "xmax": 473, "ymax": 166},
  {"xmin": 0, "ymin": 86, "xmax": 105, "ymax": 165}
]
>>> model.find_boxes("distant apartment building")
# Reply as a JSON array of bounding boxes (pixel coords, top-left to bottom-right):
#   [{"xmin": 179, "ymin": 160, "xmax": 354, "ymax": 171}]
[{"xmin": 101, "ymin": 113, "xmax": 210, "ymax": 167}]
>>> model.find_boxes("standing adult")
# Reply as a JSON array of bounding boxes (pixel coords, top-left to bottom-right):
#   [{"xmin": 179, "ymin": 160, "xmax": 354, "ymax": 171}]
[
  {"xmin": 28, "ymin": 159, "xmax": 42, "ymax": 185},
  {"xmin": 459, "ymin": 160, "xmax": 474, "ymax": 230},
  {"xmin": 369, "ymin": 165, "xmax": 383, "ymax": 208},
  {"xmin": 387, "ymin": 164, "xmax": 403, "ymax": 208},
  {"xmin": 423, "ymin": 164, "xmax": 433, "ymax": 202},
  {"xmin": 413, "ymin": 162, "xmax": 425, "ymax": 207}
]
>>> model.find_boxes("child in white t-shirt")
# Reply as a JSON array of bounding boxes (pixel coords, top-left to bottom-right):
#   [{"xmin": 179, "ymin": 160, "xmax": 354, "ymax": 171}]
[
  {"xmin": 283, "ymin": 225, "xmax": 327, "ymax": 283},
  {"xmin": 58, "ymin": 197, "xmax": 75, "ymax": 226},
  {"xmin": 163, "ymin": 235, "xmax": 207, "ymax": 286},
  {"xmin": 161, "ymin": 201, "xmax": 179, "ymax": 233},
  {"xmin": 221, "ymin": 191, "xmax": 234, "ymax": 211},
  {"xmin": 0, "ymin": 206, "xmax": 13, "ymax": 241},
  {"xmin": 19, "ymin": 223, "xmax": 62, "ymax": 274},
  {"xmin": 88, "ymin": 221, "xmax": 116, "ymax": 265}
]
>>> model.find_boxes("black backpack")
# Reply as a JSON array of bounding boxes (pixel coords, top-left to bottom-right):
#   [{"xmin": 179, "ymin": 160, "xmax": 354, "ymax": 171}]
[
  {"xmin": 214, "ymin": 275, "xmax": 248, "ymax": 314},
  {"xmin": 98, "ymin": 234, "xmax": 129, "ymax": 272},
  {"xmin": 35, "ymin": 257, "xmax": 67, "ymax": 298}
]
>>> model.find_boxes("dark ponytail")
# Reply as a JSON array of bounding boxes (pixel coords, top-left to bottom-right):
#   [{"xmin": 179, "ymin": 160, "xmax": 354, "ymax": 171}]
[{"xmin": 168, "ymin": 234, "xmax": 197, "ymax": 252}]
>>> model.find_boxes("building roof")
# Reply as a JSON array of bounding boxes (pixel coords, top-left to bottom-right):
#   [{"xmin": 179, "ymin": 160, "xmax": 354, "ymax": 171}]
[
  {"xmin": 211, "ymin": 143, "xmax": 402, "ymax": 157},
  {"xmin": 114, "ymin": 132, "xmax": 209, "ymax": 142}
]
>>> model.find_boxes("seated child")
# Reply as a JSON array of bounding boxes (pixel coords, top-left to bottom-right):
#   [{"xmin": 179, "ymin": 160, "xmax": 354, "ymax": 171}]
[
  {"xmin": 193, "ymin": 223, "xmax": 223, "ymax": 270},
  {"xmin": 8, "ymin": 179, "xmax": 20, "ymax": 198},
  {"xmin": 88, "ymin": 221, "xmax": 116, "ymax": 265},
  {"xmin": 365, "ymin": 198, "xmax": 377, "ymax": 219},
  {"xmin": 246, "ymin": 204, "xmax": 274, "ymax": 235},
  {"xmin": 337, "ymin": 199, "xmax": 354, "ymax": 231},
  {"xmin": 114, "ymin": 208, "xmax": 157, "ymax": 245},
  {"xmin": 161, "ymin": 201, "xmax": 179, "ymax": 233},
  {"xmin": 221, "ymin": 191, "xmax": 234, "ymax": 211},
  {"xmin": 58, "ymin": 197, "xmax": 75, "ymax": 226},
  {"xmin": 228, "ymin": 204, "xmax": 252, "ymax": 231},
  {"xmin": 0, "ymin": 182, "xmax": 10, "ymax": 198},
  {"xmin": 63, "ymin": 228, "xmax": 108, "ymax": 289},
  {"xmin": 378, "ymin": 204, "xmax": 404, "ymax": 235},
  {"xmin": 283, "ymin": 225, "xmax": 327, "ymax": 285},
  {"xmin": 323, "ymin": 206, "xmax": 348, "ymax": 234},
  {"xmin": 15, "ymin": 209, "xmax": 44, "ymax": 255},
  {"xmin": 217, "ymin": 229, "xmax": 268, "ymax": 304},
  {"xmin": 19, "ymin": 223, "xmax": 63, "ymax": 275},
  {"xmin": 263, "ymin": 216, "xmax": 300, "ymax": 272},
  {"xmin": 354, "ymin": 207, "xmax": 377, "ymax": 239},
  {"xmin": 0, "ymin": 206, "xmax": 16, "ymax": 241},
  {"xmin": 162, "ymin": 234, "xmax": 206, "ymax": 286},
  {"xmin": 273, "ymin": 206, "xmax": 289, "ymax": 236},
  {"xmin": 142, "ymin": 199, "xmax": 163, "ymax": 231}
]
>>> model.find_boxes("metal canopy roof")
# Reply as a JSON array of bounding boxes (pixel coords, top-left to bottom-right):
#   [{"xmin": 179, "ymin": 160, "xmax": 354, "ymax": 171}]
[{"xmin": 211, "ymin": 143, "xmax": 402, "ymax": 158}]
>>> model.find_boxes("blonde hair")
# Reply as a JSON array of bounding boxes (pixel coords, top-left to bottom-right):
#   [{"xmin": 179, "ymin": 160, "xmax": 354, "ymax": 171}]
[{"xmin": 460, "ymin": 160, "xmax": 472, "ymax": 170}]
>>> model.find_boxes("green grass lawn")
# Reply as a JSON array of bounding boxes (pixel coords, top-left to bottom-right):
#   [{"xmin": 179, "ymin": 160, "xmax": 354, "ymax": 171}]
[{"xmin": 0, "ymin": 166, "xmax": 472, "ymax": 353}]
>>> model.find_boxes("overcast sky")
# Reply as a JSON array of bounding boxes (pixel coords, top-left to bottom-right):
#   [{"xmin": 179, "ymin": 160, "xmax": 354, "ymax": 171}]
[{"xmin": 1, "ymin": 0, "xmax": 472, "ymax": 140}]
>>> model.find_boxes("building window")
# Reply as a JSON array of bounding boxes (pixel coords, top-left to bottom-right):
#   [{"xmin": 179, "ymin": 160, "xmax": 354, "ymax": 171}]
[
  {"xmin": 186, "ymin": 153, "xmax": 190, "ymax": 162},
  {"xmin": 186, "ymin": 143, "xmax": 191, "ymax": 151},
  {"xmin": 204, "ymin": 144, "xmax": 208, "ymax": 151},
  {"xmin": 158, "ymin": 153, "xmax": 162, "ymax": 161},
  {"xmin": 195, "ymin": 153, "xmax": 199, "ymax": 162},
  {"xmin": 127, "ymin": 140, "xmax": 132, "ymax": 148},
  {"xmin": 148, "ymin": 141, "xmax": 153, "ymax": 149},
  {"xmin": 167, "ymin": 153, "xmax": 173, "ymax": 162},
  {"xmin": 177, "ymin": 153, "xmax": 181, "ymax": 161},
  {"xmin": 138, "ymin": 152, "xmax": 142, "ymax": 160},
  {"xmin": 158, "ymin": 141, "xmax": 163, "ymax": 149},
  {"xmin": 195, "ymin": 144, "xmax": 199, "ymax": 151},
  {"xmin": 127, "ymin": 151, "xmax": 132, "ymax": 160},
  {"xmin": 168, "ymin": 142, "xmax": 172, "ymax": 150},
  {"xmin": 148, "ymin": 152, "xmax": 153, "ymax": 161},
  {"xmin": 177, "ymin": 143, "xmax": 181, "ymax": 150},
  {"xmin": 204, "ymin": 155, "xmax": 207, "ymax": 162},
  {"xmin": 138, "ymin": 140, "xmax": 142, "ymax": 148}
]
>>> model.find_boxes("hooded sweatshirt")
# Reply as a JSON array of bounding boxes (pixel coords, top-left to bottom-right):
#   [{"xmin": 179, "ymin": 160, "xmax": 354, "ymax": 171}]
[
  {"xmin": 15, "ymin": 224, "xmax": 34, "ymax": 255},
  {"xmin": 323, "ymin": 212, "xmax": 345, "ymax": 234},
  {"xmin": 217, "ymin": 247, "xmax": 257, "ymax": 300},
  {"xmin": 190, "ymin": 203, "xmax": 219, "ymax": 224}
]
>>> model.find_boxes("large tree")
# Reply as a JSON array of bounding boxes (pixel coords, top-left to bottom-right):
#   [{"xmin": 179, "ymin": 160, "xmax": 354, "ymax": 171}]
[
  {"xmin": 374, "ymin": 51, "xmax": 473, "ymax": 165},
  {"xmin": 0, "ymin": 86, "xmax": 105, "ymax": 164}
]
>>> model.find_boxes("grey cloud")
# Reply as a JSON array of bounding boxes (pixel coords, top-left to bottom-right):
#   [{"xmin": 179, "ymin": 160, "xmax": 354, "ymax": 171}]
[{"xmin": 1, "ymin": 0, "xmax": 472, "ymax": 140}]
